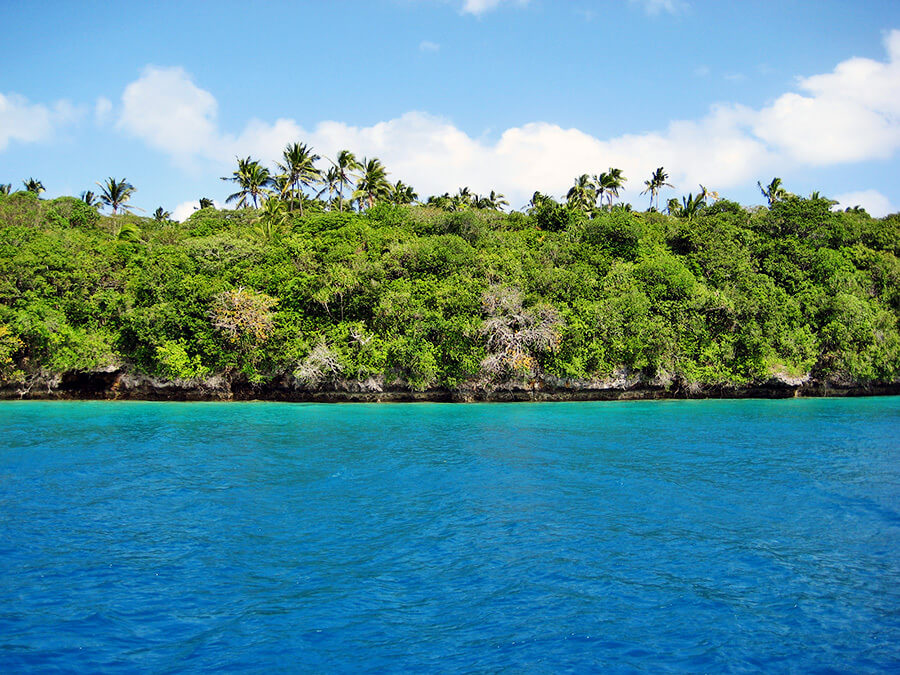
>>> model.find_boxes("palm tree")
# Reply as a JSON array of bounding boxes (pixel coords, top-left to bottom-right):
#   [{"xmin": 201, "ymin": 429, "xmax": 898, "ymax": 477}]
[
  {"xmin": 527, "ymin": 191, "xmax": 552, "ymax": 213},
  {"xmin": 222, "ymin": 157, "xmax": 272, "ymax": 209},
  {"xmin": 426, "ymin": 193, "xmax": 453, "ymax": 210},
  {"xmin": 23, "ymin": 178, "xmax": 45, "ymax": 195},
  {"xmin": 80, "ymin": 190, "xmax": 101, "ymax": 208},
  {"xmin": 0, "ymin": 184, "xmax": 11, "ymax": 196},
  {"xmin": 758, "ymin": 177, "xmax": 787, "ymax": 207},
  {"xmin": 474, "ymin": 190, "xmax": 509, "ymax": 210},
  {"xmin": 593, "ymin": 173, "xmax": 608, "ymax": 209},
  {"xmin": 97, "ymin": 177, "xmax": 136, "ymax": 214},
  {"xmin": 599, "ymin": 167, "xmax": 626, "ymax": 208},
  {"xmin": 390, "ymin": 180, "xmax": 418, "ymax": 205},
  {"xmin": 484, "ymin": 190, "xmax": 509, "ymax": 211},
  {"xmin": 272, "ymin": 173, "xmax": 292, "ymax": 202},
  {"xmin": 252, "ymin": 197, "xmax": 289, "ymax": 242},
  {"xmin": 153, "ymin": 207, "xmax": 172, "ymax": 222},
  {"xmin": 666, "ymin": 197, "xmax": 682, "ymax": 216},
  {"xmin": 454, "ymin": 186, "xmax": 474, "ymax": 208},
  {"xmin": 317, "ymin": 166, "xmax": 341, "ymax": 206},
  {"xmin": 641, "ymin": 167, "xmax": 673, "ymax": 211},
  {"xmin": 276, "ymin": 142, "xmax": 321, "ymax": 215},
  {"xmin": 698, "ymin": 184, "xmax": 719, "ymax": 203},
  {"xmin": 331, "ymin": 150, "xmax": 362, "ymax": 213},
  {"xmin": 679, "ymin": 192, "xmax": 706, "ymax": 222},
  {"xmin": 198, "ymin": 197, "xmax": 215, "ymax": 209},
  {"xmin": 807, "ymin": 191, "xmax": 838, "ymax": 208},
  {"xmin": 641, "ymin": 179, "xmax": 654, "ymax": 210},
  {"xmin": 567, "ymin": 174, "xmax": 597, "ymax": 213},
  {"xmin": 352, "ymin": 157, "xmax": 392, "ymax": 210}
]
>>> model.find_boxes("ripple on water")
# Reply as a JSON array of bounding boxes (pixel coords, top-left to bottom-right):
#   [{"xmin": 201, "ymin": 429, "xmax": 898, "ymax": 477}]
[{"xmin": 0, "ymin": 398, "xmax": 898, "ymax": 672}]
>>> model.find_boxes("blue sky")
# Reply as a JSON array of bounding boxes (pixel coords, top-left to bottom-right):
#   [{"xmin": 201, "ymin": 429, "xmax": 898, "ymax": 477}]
[{"xmin": 2, "ymin": 0, "xmax": 899, "ymax": 218}]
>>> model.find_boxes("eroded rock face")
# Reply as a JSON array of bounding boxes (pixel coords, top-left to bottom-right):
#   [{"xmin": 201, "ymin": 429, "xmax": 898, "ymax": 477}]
[
  {"xmin": 769, "ymin": 370, "xmax": 812, "ymax": 388},
  {"xmin": 111, "ymin": 373, "xmax": 233, "ymax": 401},
  {"xmin": 1, "ymin": 369, "xmax": 898, "ymax": 402}
]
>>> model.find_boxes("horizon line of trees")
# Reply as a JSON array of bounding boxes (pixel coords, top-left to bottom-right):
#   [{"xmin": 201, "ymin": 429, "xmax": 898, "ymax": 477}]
[{"xmin": 1, "ymin": 141, "xmax": 888, "ymax": 220}]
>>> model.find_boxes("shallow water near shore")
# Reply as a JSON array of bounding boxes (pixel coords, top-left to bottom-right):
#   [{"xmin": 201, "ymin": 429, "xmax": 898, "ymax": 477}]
[{"xmin": 1, "ymin": 398, "xmax": 898, "ymax": 672}]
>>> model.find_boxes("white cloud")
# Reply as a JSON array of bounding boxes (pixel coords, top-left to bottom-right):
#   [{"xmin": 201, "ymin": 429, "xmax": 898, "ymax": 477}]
[
  {"xmin": 172, "ymin": 199, "xmax": 222, "ymax": 222},
  {"xmin": 230, "ymin": 117, "xmax": 303, "ymax": 159},
  {"xmin": 94, "ymin": 97, "xmax": 113, "ymax": 124},
  {"xmin": 116, "ymin": 66, "xmax": 308, "ymax": 169},
  {"xmin": 117, "ymin": 65, "xmax": 221, "ymax": 166},
  {"xmin": 753, "ymin": 29, "xmax": 900, "ymax": 165},
  {"xmin": 110, "ymin": 70, "xmax": 771, "ymax": 207},
  {"xmin": 629, "ymin": 0, "xmax": 688, "ymax": 16},
  {"xmin": 0, "ymin": 93, "xmax": 80, "ymax": 151},
  {"xmin": 461, "ymin": 0, "xmax": 527, "ymax": 15},
  {"xmin": 419, "ymin": 40, "xmax": 440, "ymax": 52},
  {"xmin": 172, "ymin": 200, "xmax": 198, "ymax": 222},
  {"xmin": 117, "ymin": 31, "xmax": 900, "ymax": 208},
  {"xmin": 460, "ymin": 0, "xmax": 684, "ymax": 17},
  {"xmin": 293, "ymin": 106, "xmax": 774, "ymax": 208},
  {"xmin": 834, "ymin": 190, "xmax": 896, "ymax": 218}
]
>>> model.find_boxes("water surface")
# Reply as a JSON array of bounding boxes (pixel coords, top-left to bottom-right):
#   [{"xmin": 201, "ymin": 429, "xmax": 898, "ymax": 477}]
[{"xmin": 1, "ymin": 399, "xmax": 898, "ymax": 672}]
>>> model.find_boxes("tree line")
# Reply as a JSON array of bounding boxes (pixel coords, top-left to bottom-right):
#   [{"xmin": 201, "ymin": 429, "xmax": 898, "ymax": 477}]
[{"xmin": 6, "ymin": 139, "xmax": 858, "ymax": 224}]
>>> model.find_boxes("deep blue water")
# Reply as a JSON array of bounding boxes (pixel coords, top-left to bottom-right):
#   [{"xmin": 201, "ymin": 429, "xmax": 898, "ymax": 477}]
[{"xmin": 0, "ymin": 399, "xmax": 898, "ymax": 673}]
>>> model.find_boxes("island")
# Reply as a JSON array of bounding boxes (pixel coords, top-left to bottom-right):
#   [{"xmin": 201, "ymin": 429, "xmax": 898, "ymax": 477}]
[{"xmin": 1, "ymin": 162, "xmax": 898, "ymax": 402}]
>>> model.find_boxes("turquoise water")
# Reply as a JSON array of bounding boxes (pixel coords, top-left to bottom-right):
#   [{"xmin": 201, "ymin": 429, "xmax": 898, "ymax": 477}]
[{"xmin": 0, "ymin": 399, "xmax": 898, "ymax": 672}]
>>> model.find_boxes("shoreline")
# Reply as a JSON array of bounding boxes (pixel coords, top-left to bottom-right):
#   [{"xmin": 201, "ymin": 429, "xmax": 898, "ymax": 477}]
[{"xmin": 3, "ymin": 371, "xmax": 898, "ymax": 402}]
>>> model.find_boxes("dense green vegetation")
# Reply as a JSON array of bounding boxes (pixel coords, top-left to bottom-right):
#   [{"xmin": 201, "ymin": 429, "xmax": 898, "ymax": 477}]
[{"xmin": 1, "ymin": 167, "xmax": 898, "ymax": 393}]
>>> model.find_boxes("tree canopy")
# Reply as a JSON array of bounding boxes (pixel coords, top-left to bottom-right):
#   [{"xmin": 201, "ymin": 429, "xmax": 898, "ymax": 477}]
[{"xmin": 0, "ymin": 177, "xmax": 897, "ymax": 395}]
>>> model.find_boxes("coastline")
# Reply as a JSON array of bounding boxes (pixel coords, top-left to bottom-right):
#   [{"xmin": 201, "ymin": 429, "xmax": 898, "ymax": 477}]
[{"xmin": 3, "ymin": 370, "xmax": 898, "ymax": 402}]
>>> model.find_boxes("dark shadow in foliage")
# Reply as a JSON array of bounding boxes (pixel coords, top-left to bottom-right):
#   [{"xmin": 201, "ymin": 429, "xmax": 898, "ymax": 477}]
[{"xmin": 666, "ymin": 225, "xmax": 694, "ymax": 256}]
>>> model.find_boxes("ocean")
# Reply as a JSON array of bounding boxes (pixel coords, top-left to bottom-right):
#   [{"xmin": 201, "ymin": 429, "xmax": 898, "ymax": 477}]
[{"xmin": 1, "ymin": 398, "xmax": 898, "ymax": 672}]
